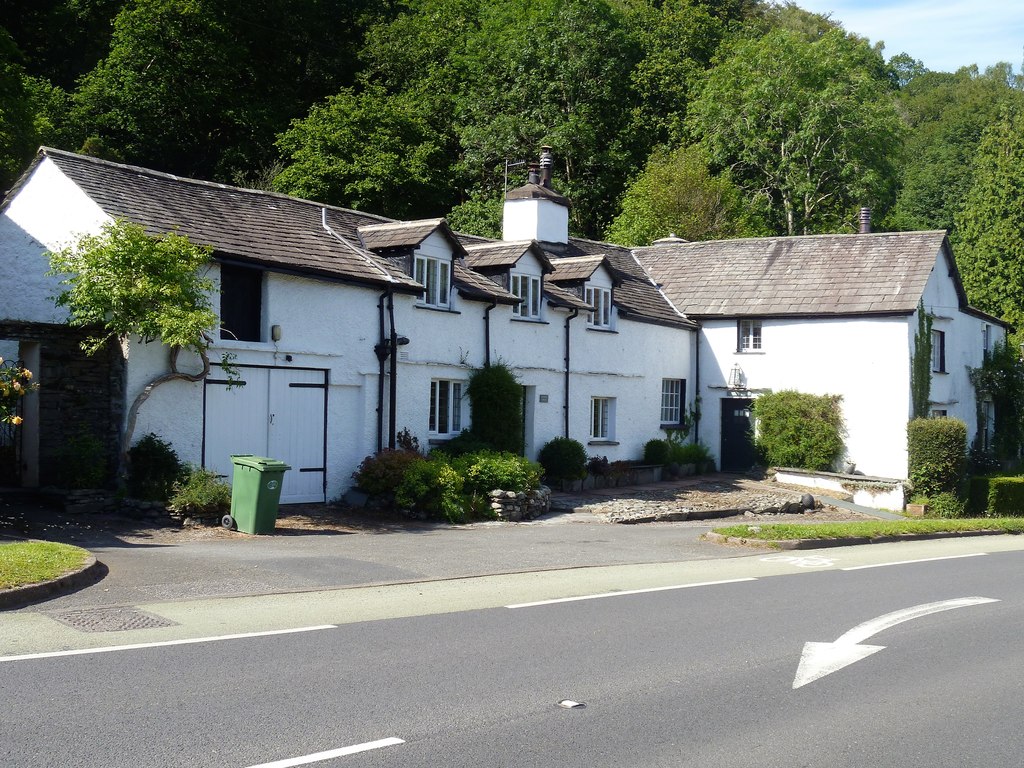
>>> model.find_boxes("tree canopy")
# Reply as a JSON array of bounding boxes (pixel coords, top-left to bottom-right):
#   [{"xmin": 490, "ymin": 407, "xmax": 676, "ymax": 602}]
[
  {"xmin": 0, "ymin": 0, "xmax": 1021, "ymax": 251},
  {"xmin": 688, "ymin": 28, "xmax": 904, "ymax": 235}
]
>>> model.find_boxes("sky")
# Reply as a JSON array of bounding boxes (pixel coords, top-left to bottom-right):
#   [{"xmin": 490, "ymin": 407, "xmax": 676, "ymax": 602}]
[{"xmin": 795, "ymin": 0, "xmax": 1024, "ymax": 74}]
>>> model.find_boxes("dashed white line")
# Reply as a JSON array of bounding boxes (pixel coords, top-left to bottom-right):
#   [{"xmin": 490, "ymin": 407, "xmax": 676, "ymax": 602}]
[
  {"xmin": 842, "ymin": 553, "xmax": 987, "ymax": 571},
  {"xmin": 0, "ymin": 625, "xmax": 337, "ymax": 663},
  {"xmin": 506, "ymin": 578, "xmax": 757, "ymax": 608},
  {"xmin": 244, "ymin": 738, "xmax": 405, "ymax": 768}
]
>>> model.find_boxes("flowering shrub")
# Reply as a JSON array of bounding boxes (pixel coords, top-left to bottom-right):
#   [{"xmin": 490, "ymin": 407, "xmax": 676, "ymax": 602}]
[
  {"xmin": 395, "ymin": 458, "xmax": 466, "ymax": 523},
  {"xmin": 352, "ymin": 449, "xmax": 424, "ymax": 495},
  {"xmin": 0, "ymin": 358, "xmax": 37, "ymax": 426}
]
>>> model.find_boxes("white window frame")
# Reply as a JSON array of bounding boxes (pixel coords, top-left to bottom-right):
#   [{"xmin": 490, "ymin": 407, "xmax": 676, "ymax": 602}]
[
  {"xmin": 586, "ymin": 286, "xmax": 612, "ymax": 328},
  {"xmin": 591, "ymin": 396, "xmax": 614, "ymax": 440},
  {"xmin": 983, "ymin": 399, "xmax": 995, "ymax": 451},
  {"xmin": 739, "ymin": 319, "xmax": 762, "ymax": 352},
  {"xmin": 511, "ymin": 273, "xmax": 542, "ymax": 319},
  {"xmin": 931, "ymin": 329, "xmax": 946, "ymax": 372},
  {"xmin": 429, "ymin": 379, "xmax": 464, "ymax": 435},
  {"xmin": 415, "ymin": 254, "xmax": 450, "ymax": 308},
  {"xmin": 983, "ymin": 324, "xmax": 992, "ymax": 356},
  {"xmin": 661, "ymin": 379, "xmax": 684, "ymax": 425}
]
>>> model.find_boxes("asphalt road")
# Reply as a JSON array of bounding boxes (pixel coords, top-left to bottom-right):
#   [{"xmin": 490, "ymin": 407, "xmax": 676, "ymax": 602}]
[{"xmin": 4, "ymin": 536, "xmax": 1024, "ymax": 767}]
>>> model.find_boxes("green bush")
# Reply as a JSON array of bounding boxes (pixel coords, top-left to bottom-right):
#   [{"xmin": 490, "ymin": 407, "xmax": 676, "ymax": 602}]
[
  {"xmin": 669, "ymin": 441, "xmax": 712, "ymax": 465},
  {"xmin": 395, "ymin": 457, "xmax": 466, "ymax": 523},
  {"xmin": 127, "ymin": 433, "xmax": 184, "ymax": 501},
  {"xmin": 58, "ymin": 430, "xmax": 108, "ymax": 489},
  {"xmin": 643, "ymin": 439, "xmax": 671, "ymax": 464},
  {"xmin": 752, "ymin": 390, "xmax": 844, "ymax": 471},
  {"xmin": 538, "ymin": 437, "xmax": 587, "ymax": 482},
  {"xmin": 466, "ymin": 363, "xmax": 523, "ymax": 454},
  {"xmin": 907, "ymin": 417, "xmax": 967, "ymax": 498},
  {"xmin": 353, "ymin": 450, "xmax": 423, "ymax": 495},
  {"xmin": 430, "ymin": 429, "xmax": 492, "ymax": 459},
  {"xmin": 927, "ymin": 491, "xmax": 966, "ymax": 518},
  {"xmin": 168, "ymin": 466, "xmax": 231, "ymax": 516},
  {"xmin": 454, "ymin": 451, "xmax": 541, "ymax": 497},
  {"xmin": 989, "ymin": 477, "xmax": 1024, "ymax": 516}
]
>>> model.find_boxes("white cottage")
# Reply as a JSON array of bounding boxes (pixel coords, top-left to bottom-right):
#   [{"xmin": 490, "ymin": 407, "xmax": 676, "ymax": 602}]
[
  {"xmin": 0, "ymin": 147, "xmax": 696, "ymax": 499},
  {"xmin": 635, "ymin": 229, "xmax": 1008, "ymax": 479}
]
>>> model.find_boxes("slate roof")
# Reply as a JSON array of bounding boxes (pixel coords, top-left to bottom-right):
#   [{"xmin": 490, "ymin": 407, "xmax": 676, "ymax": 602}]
[
  {"xmin": 453, "ymin": 262, "xmax": 519, "ymax": 305},
  {"xmin": 33, "ymin": 148, "xmax": 422, "ymax": 292},
  {"xmin": 17, "ymin": 148, "xmax": 692, "ymax": 325},
  {"xmin": 358, "ymin": 219, "xmax": 467, "ymax": 257},
  {"xmin": 548, "ymin": 254, "xmax": 609, "ymax": 284},
  {"xmin": 544, "ymin": 283, "xmax": 592, "ymax": 311},
  {"xmin": 463, "ymin": 241, "xmax": 553, "ymax": 272},
  {"xmin": 542, "ymin": 239, "xmax": 696, "ymax": 329},
  {"xmin": 634, "ymin": 232, "xmax": 959, "ymax": 318}
]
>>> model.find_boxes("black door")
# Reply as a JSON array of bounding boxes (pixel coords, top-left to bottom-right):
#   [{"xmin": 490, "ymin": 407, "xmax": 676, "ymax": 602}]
[{"xmin": 720, "ymin": 398, "xmax": 756, "ymax": 471}]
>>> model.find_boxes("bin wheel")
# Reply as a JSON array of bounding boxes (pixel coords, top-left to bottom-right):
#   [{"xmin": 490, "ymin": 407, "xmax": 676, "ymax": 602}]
[{"xmin": 221, "ymin": 514, "xmax": 235, "ymax": 530}]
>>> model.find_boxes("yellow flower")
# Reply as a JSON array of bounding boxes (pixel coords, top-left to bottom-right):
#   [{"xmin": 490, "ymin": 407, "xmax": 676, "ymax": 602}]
[
  {"xmin": 10, "ymin": 416, "xmax": 22, "ymax": 426},
  {"xmin": 22, "ymin": 370, "xmax": 32, "ymax": 380},
  {"xmin": 12, "ymin": 381, "xmax": 20, "ymax": 391}
]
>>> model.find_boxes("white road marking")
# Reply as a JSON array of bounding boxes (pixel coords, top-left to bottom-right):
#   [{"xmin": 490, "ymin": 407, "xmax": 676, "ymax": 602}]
[
  {"xmin": 0, "ymin": 625, "xmax": 337, "ymax": 664},
  {"xmin": 506, "ymin": 578, "xmax": 756, "ymax": 608},
  {"xmin": 760, "ymin": 554, "xmax": 836, "ymax": 568},
  {"xmin": 244, "ymin": 738, "xmax": 405, "ymax": 767},
  {"xmin": 793, "ymin": 596, "xmax": 999, "ymax": 688},
  {"xmin": 842, "ymin": 553, "xmax": 987, "ymax": 570}
]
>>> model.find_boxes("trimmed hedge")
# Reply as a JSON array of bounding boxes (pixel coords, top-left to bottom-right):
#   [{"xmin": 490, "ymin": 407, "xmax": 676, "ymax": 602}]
[
  {"xmin": 538, "ymin": 437, "xmax": 587, "ymax": 482},
  {"xmin": 752, "ymin": 390, "xmax": 844, "ymax": 471},
  {"xmin": 968, "ymin": 475, "xmax": 1024, "ymax": 517},
  {"xmin": 907, "ymin": 417, "xmax": 966, "ymax": 498}
]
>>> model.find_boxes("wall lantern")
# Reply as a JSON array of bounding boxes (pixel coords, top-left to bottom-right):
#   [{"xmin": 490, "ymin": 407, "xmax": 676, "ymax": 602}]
[
  {"xmin": 271, "ymin": 324, "xmax": 282, "ymax": 342},
  {"xmin": 728, "ymin": 364, "xmax": 744, "ymax": 390}
]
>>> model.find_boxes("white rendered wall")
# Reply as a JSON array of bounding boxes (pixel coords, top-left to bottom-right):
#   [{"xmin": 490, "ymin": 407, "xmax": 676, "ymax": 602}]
[
  {"xmin": 919, "ymin": 246, "xmax": 1005, "ymax": 443},
  {"xmin": 0, "ymin": 158, "xmax": 110, "ymax": 324},
  {"xmin": 502, "ymin": 198, "xmax": 569, "ymax": 244},
  {"xmin": 698, "ymin": 315, "xmax": 911, "ymax": 478}
]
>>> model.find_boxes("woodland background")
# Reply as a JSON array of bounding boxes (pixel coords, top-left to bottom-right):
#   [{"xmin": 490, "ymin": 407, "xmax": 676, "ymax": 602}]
[{"xmin": 2, "ymin": 0, "xmax": 1024, "ymax": 330}]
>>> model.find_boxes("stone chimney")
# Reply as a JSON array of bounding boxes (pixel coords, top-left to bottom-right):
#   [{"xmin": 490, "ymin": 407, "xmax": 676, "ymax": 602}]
[
  {"xmin": 502, "ymin": 146, "xmax": 570, "ymax": 245},
  {"xmin": 859, "ymin": 207, "xmax": 872, "ymax": 234}
]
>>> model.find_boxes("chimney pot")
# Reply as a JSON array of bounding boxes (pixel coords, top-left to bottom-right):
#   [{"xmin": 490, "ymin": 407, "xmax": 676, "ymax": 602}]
[
  {"xmin": 527, "ymin": 162, "xmax": 540, "ymax": 185},
  {"xmin": 859, "ymin": 206, "xmax": 872, "ymax": 234},
  {"xmin": 539, "ymin": 146, "xmax": 553, "ymax": 188}
]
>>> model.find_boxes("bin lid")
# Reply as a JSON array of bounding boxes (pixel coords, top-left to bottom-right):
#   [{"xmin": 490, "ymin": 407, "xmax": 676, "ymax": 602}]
[{"xmin": 229, "ymin": 454, "xmax": 292, "ymax": 471}]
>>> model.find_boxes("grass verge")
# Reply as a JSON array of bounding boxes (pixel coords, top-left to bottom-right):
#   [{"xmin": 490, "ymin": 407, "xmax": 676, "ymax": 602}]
[
  {"xmin": 0, "ymin": 541, "xmax": 90, "ymax": 589},
  {"xmin": 711, "ymin": 518, "xmax": 1024, "ymax": 542}
]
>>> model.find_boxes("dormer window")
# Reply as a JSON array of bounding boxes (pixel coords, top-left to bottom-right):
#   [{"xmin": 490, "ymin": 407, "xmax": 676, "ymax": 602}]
[
  {"xmin": 586, "ymin": 286, "xmax": 612, "ymax": 328},
  {"xmin": 415, "ymin": 254, "xmax": 450, "ymax": 308},
  {"xmin": 512, "ymin": 273, "xmax": 542, "ymax": 319}
]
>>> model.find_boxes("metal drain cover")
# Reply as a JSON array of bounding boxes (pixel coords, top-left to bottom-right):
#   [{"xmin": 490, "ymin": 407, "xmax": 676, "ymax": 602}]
[{"xmin": 49, "ymin": 607, "xmax": 178, "ymax": 633}]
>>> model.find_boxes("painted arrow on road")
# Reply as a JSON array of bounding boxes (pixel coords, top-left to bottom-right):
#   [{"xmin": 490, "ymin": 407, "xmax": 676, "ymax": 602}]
[{"xmin": 793, "ymin": 597, "xmax": 999, "ymax": 689}]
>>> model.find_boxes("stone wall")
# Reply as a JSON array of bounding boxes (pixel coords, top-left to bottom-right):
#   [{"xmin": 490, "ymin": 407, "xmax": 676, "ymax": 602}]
[
  {"xmin": 487, "ymin": 486, "xmax": 551, "ymax": 521},
  {"xmin": 0, "ymin": 321, "xmax": 124, "ymax": 487}
]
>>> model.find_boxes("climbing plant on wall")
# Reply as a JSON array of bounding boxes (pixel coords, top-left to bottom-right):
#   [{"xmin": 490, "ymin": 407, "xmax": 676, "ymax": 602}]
[{"xmin": 910, "ymin": 299, "xmax": 933, "ymax": 419}]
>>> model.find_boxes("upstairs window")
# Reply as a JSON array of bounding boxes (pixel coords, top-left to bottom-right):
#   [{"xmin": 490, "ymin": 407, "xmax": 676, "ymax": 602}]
[
  {"xmin": 511, "ymin": 273, "xmax": 542, "ymax": 319},
  {"xmin": 220, "ymin": 264, "xmax": 263, "ymax": 342},
  {"xmin": 586, "ymin": 286, "xmax": 612, "ymax": 328},
  {"xmin": 983, "ymin": 324, "xmax": 992, "ymax": 356},
  {"xmin": 931, "ymin": 329, "xmax": 946, "ymax": 372},
  {"xmin": 415, "ymin": 254, "xmax": 450, "ymax": 308},
  {"xmin": 429, "ymin": 379, "xmax": 463, "ymax": 435},
  {"xmin": 738, "ymin": 319, "xmax": 762, "ymax": 352}
]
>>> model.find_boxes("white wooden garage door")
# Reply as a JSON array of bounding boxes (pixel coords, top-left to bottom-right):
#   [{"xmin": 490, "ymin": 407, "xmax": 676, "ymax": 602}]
[{"xmin": 203, "ymin": 366, "xmax": 327, "ymax": 504}]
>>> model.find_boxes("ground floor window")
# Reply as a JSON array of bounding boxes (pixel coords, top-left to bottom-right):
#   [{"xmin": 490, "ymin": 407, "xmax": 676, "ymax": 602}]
[
  {"xmin": 430, "ymin": 379, "xmax": 463, "ymax": 435},
  {"xmin": 591, "ymin": 396, "xmax": 615, "ymax": 440},
  {"xmin": 983, "ymin": 400, "xmax": 995, "ymax": 451},
  {"xmin": 661, "ymin": 378, "xmax": 686, "ymax": 425}
]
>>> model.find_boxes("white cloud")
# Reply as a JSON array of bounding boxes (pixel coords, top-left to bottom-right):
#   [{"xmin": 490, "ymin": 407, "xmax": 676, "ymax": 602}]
[{"xmin": 795, "ymin": 0, "xmax": 1024, "ymax": 73}]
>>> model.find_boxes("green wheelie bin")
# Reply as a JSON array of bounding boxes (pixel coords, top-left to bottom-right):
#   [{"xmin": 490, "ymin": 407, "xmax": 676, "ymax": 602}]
[{"xmin": 224, "ymin": 455, "xmax": 291, "ymax": 534}]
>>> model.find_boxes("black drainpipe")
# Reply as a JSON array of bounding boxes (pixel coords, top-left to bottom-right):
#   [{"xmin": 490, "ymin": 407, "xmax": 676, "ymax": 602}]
[
  {"xmin": 374, "ymin": 290, "xmax": 389, "ymax": 453},
  {"xmin": 483, "ymin": 300, "xmax": 497, "ymax": 367},
  {"xmin": 563, "ymin": 308, "xmax": 578, "ymax": 437},
  {"xmin": 387, "ymin": 288, "xmax": 399, "ymax": 450},
  {"xmin": 693, "ymin": 324, "xmax": 701, "ymax": 444}
]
